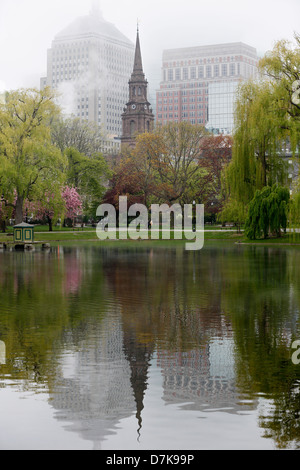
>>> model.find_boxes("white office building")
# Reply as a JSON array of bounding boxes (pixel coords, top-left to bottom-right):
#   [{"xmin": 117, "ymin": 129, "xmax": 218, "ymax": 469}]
[{"xmin": 41, "ymin": 6, "xmax": 134, "ymax": 153}]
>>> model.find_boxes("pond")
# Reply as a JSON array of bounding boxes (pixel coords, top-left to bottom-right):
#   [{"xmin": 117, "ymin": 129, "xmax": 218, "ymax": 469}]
[{"xmin": 0, "ymin": 240, "xmax": 300, "ymax": 450}]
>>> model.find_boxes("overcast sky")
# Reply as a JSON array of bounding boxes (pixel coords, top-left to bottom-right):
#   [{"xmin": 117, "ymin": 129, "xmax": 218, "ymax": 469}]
[{"xmin": 0, "ymin": 0, "xmax": 299, "ymax": 95}]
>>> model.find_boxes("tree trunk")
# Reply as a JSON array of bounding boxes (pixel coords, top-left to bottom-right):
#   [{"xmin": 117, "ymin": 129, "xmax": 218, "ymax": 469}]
[
  {"xmin": 261, "ymin": 153, "xmax": 267, "ymax": 187},
  {"xmin": 0, "ymin": 218, "xmax": 6, "ymax": 233},
  {"xmin": 47, "ymin": 215, "xmax": 53, "ymax": 232},
  {"xmin": 15, "ymin": 196, "xmax": 24, "ymax": 224}
]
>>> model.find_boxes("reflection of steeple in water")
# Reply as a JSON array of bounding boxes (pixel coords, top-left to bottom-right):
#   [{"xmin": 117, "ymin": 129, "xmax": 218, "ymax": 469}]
[{"xmin": 122, "ymin": 330, "xmax": 154, "ymax": 440}]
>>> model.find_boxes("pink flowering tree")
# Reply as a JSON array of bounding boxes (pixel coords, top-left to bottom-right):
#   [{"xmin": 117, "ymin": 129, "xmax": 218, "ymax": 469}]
[
  {"xmin": 24, "ymin": 189, "xmax": 65, "ymax": 231},
  {"xmin": 24, "ymin": 186, "xmax": 82, "ymax": 231},
  {"xmin": 61, "ymin": 186, "xmax": 83, "ymax": 227}
]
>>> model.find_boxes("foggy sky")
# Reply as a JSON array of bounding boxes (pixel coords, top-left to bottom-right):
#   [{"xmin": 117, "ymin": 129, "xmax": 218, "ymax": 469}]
[{"xmin": 0, "ymin": 0, "xmax": 299, "ymax": 95}]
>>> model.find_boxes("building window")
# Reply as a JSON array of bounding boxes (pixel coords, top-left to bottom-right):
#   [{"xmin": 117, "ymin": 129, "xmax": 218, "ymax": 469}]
[
  {"xmin": 222, "ymin": 64, "xmax": 227, "ymax": 76},
  {"xmin": 198, "ymin": 66, "xmax": 204, "ymax": 78},
  {"xmin": 222, "ymin": 64, "xmax": 227, "ymax": 77},
  {"xmin": 130, "ymin": 120, "xmax": 135, "ymax": 135}
]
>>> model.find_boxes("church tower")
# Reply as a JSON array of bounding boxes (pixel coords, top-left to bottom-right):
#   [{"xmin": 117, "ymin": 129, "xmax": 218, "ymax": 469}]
[{"xmin": 121, "ymin": 27, "xmax": 154, "ymax": 150}]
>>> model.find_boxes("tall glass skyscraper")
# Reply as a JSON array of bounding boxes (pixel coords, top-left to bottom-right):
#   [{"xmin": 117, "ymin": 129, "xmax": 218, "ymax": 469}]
[{"xmin": 41, "ymin": 6, "xmax": 134, "ymax": 152}]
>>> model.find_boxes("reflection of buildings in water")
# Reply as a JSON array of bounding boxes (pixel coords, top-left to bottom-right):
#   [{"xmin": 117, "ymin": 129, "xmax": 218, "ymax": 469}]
[
  {"xmin": 49, "ymin": 309, "xmax": 153, "ymax": 448},
  {"xmin": 157, "ymin": 337, "xmax": 257, "ymax": 413}
]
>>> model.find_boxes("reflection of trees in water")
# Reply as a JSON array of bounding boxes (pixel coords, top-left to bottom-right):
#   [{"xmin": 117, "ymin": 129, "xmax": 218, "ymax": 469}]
[
  {"xmin": 219, "ymin": 246, "xmax": 300, "ymax": 448},
  {"xmin": 1, "ymin": 244, "xmax": 300, "ymax": 447},
  {"xmin": 0, "ymin": 250, "xmax": 69, "ymax": 386},
  {"xmin": 259, "ymin": 384, "xmax": 300, "ymax": 449},
  {"xmin": 0, "ymin": 247, "xmax": 108, "ymax": 386},
  {"xmin": 102, "ymin": 246, "xmax": 230, "ymax": 350}
]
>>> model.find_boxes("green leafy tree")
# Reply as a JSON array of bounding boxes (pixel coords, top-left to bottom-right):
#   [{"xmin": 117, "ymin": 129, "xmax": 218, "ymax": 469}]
[
  {"xmin": 51, "ymin": 116, "xmax": 107, "ymax": 157},
  {"xmin": 219, "ymin": 197, "xmax": 248, "ymax": 232},
  {"xmin": 0, "ymin": 87, "xmax": 66, "ymax": 223},
  {"xmin": 64, "ymin": 147, "xmax": 112, "ymax": 218},
  {"xmin": 244, "ymin": 185, "xmax": 290, "ymax": 239},
  {"xmin": 259, "ymin": 35, "xmax": 300, "ymax": 143}
]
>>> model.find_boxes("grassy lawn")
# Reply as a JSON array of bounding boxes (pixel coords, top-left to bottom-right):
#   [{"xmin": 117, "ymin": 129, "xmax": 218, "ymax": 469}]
[
  {"xmin": 1, "ymin": 225, "xmax": 299, "ymax": 245},
  {"xmin": 238, "ymin": 232, "xmax": 300, "ymax": 245},
  {"xmin": 0, "ymin": 225, "xmax": 242, "ymax": 243}
]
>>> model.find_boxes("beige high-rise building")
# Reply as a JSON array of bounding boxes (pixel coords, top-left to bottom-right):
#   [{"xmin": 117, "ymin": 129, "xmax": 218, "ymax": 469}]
[
  {"xmin": 41, "ymin": 5, "xmax": 134, "ymax": 153},
  {"xmin": 156, "ymin": 42, "xmax": 259, "ymax": 135}
]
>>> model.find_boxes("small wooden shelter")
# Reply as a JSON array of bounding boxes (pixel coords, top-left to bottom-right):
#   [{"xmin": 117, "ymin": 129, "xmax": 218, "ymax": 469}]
[{"xmin": 13, "ymin": 222, "xmax": 35, "ymax": 243}]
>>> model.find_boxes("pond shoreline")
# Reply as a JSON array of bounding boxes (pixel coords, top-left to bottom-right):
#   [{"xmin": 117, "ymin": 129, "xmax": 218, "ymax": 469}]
[{"xmin": 1, "ymin": 227, "xmax": 300, "ymax": 246}]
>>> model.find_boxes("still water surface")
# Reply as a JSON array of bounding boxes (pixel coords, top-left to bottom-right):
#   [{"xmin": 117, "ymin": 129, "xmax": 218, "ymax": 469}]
[{"xmin": 0, "ymin": 241, "xmax": 300, "ymax": 450}]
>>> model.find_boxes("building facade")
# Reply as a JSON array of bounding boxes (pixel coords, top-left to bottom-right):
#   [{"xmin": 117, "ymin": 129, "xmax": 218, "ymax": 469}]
[
  {"xmin": 121, "ymin": 28, "xmax": 155, "ymax": 150},
  {"xmin": 156, "ymin": 42, "xmax": 258, "ymax": 135},
  {"xmin": 41, "ymin": 6, "xmax": 134, "ymax": 153}
]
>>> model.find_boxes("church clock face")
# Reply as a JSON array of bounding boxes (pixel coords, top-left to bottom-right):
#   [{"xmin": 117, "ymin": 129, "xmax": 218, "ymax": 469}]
[
  {"xmin": 144, "ymin": 104, "xmax": 147, "ymax": 110},
  {"xmin": 131, "ymin": 104, "xmax": 136, "ymax": 109}
]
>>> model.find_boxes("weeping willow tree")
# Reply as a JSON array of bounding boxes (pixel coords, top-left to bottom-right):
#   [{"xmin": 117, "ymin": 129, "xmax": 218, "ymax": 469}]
[
  {"xmin": 244, "ymin": 185, "xmax": 290, "ymax": 239},
  {"xmin": 223, "ymin": 80, "xmax": 288, "ymax": 208},
  {"xmin": 290, "ymin": 178, "xmax": 300, "ymax": 229}
]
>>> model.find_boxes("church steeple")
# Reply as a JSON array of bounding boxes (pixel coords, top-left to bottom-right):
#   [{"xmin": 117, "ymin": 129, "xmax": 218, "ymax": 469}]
[
  {"xmin": 121, "ymin": 27, "xmax": 154, "ymax": 151},
  {"xmin": 132, "ymin": 27, "xmax": 144, "ymax": 79}
]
